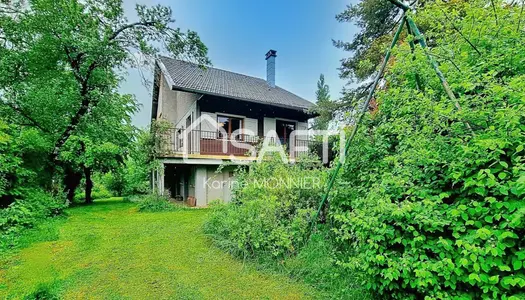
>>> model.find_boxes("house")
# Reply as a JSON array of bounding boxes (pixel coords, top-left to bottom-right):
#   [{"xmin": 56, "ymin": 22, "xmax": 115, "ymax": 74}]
[{"xmin": 151, "ymin": 50, "xmax": 316, "ymax": 206}]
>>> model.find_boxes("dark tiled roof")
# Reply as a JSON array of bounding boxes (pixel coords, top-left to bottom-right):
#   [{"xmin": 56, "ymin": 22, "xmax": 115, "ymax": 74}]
[{"xmin": 158, "ymin": 56, "xmax": 314, "ymax": 111}]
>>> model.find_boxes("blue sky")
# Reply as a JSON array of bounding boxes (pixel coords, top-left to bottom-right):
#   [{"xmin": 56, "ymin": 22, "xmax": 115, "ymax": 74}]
[{"xmin": 120, "ymin": 0, "xmax": 358, "ymax": 127}]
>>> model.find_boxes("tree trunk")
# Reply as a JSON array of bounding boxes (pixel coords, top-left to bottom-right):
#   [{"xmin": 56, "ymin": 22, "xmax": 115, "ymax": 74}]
[
  {"xmin": 50, "ymin": 98, "xmax": 90, "ymax": 163},
  {"xmin": 84, "ymin": 166, "xmax": 93, "ymax": 204},
  {"xmin": 64, "ymin": 167, "xmax": 82, "ymax": 204},
  {"xmin": 50, "ymin": 61, "xmax": 97, "ymax": 163}
]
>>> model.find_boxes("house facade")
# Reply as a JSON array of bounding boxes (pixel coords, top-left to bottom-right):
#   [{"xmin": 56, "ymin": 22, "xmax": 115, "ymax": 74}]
[{"xmin": 151, "ymin": 50, "xmax": 315, "ymax": 206}]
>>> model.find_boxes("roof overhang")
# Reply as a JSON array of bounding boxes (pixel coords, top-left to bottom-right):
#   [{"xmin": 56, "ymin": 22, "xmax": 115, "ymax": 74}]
[
  {"xmin": 171, "ymin": 85, "xmax": 313, "ymax": 114},
  {"xmin": 155, "ymin": 59, "xmax": 317, "ymax": 117}
]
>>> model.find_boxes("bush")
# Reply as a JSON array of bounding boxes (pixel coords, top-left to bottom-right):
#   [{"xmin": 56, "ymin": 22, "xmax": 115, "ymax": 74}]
[
  {"xmin": 0, "ymin": 189, "xmax": 66, "ymax": 239},
  {"xmin": 122, "ymin": 158, "xmax": 150, "ymax": 195},
  {"xmin": 100, "ymin": 171, "xmax": 125, "ymax": 197},
  {"xmin": 284, "ymin": 229, "xmax": 372, "ymax": 299},
  {"xmin": 24, "ymin": 282, "xmax": 61, "ymax": 300},
  {"xmin": 330, "ymin": 1, "xmax": 525, "ymax": 299},
  {"xmin": 137, "ymin": 194, "xmax": 185, "ymax": 212},
  {"xmin": 204, "ymin": 155, "xmax": 372, "ymax": 298},
  {"xmin": 204, "ymin": 154, "xmax": 327, "ymax": 258},
  {"xmin": 73, "ymin": 177, "xmax": 113, "ymax": 203}
]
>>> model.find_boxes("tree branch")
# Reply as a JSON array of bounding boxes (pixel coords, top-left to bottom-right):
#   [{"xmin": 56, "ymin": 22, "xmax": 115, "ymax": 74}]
[
  {"xmin": 0, "ymin": 99, "xmax": 50, "ymax": 133},
  {"xmin": 438, "ymin": 9, "xmax": 482, "ymax": 56},
  {"xmin": 490, "ymin": 0, "xmax": 499, "ymax": 25},
  {"xmin": 51, "ymin": 96, "xmax": 90, "ymax": 161},
  {"xmin": 518, "ymin": 0, "xmax": 524, "ymax": 32},
  {"xmin": 108, "ymin": 21, "xmax": 157, "ymax": 41}
]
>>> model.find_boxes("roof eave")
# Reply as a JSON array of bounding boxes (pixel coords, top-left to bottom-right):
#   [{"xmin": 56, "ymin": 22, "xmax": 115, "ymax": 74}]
[{"xmin": 170, "ymin": 85, "xmax": 313, "ymax": 114}]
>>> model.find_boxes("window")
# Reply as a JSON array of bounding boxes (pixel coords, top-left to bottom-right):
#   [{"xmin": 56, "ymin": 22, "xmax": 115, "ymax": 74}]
[
  {"xmin": 276, "ymin": 120, "xmax": 296, "ymax": 142},
  {"xmin": 217, "ymin": 115, "xmax": 243, "ymax": 139}
]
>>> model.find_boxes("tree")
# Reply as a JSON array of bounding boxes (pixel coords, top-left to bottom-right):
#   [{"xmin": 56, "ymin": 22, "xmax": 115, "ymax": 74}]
[
  {"xmin": 332, "ymin": 0, "xmax": 437, "ymax": 114},
  {"xmin": 58, "ymin": 92, "xmax": 139, "ymax": 203},
  {"xmin": 0, "ymin": 0, "xmax": 209, "ymax": 202},
  {"xmin": 334, "ymin": 0, "xmax": 400, "ymax": 83},
  {"xmin": 311, "ymin": 74, "xmax": 333, "ymax": 130},
  {"xmin": 101, "ymin": 122, "xmax": 167, "ymax": 198},
  {"xmin": 1, "ymin": 0, "xmax": 209, "ymax": 160}
]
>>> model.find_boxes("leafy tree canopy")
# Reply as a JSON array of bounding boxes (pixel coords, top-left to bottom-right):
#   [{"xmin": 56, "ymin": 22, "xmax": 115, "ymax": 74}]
[
  {"xmin": 0, "ymin": 0, "xmax": 210, "ymax": 203},
  {"xmin": 0, "ymin": 0, "xmax": 209, "ymax": 160}
]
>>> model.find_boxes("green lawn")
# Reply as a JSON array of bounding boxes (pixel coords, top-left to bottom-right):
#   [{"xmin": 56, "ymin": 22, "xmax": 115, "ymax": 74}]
[{"xmin": 0, "ymin": 198, "xmax": 317, "ymax": 299}]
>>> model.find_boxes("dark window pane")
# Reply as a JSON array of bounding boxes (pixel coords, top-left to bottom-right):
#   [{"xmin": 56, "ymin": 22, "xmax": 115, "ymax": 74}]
[{"xmin": 231, "ymin": 118, "xmax": 241, "ymax": 136}]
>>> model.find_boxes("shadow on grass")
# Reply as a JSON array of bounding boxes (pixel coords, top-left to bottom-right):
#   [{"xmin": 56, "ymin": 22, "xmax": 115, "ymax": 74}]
[{"xmin": 68, "ymin": 197, "xmax": 128, "ymax": 208}]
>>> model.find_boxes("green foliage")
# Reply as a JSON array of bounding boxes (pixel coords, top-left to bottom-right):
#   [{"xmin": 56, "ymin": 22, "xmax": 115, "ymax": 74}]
[
  {"xmin": 205, "ymin": 154, "xmax": 327, "ymax": 258},
  {"xmin": 284, "ymin": 229, "xmax": 372, "ymax": 299},
  {"xmin": 103, "ymin": 125, "xmax": 166, "ymax": 197},
  {"xmin": 136, "ymin": 194, "xmax": 185, "ymax": 212},
  {"xmin": 23, "ymin": 282, "xmax": 61, "ymax": 300},
  {"xmin": 123, "ymin": 126, "xmax": 164, "ymax": 194},
  {"xmin": 334, "ymin": 0, "xmax": 400, "ymax": 83},
  {"xmin": 101, "ymin": 171, "xmax": 126, "ymax": 197},
  {"xmin": 121, "ymin": 157, "xmax": 150, "ymax": 195},
  {"xmin": 330, "ymin": 1, "xmax": 525, "ymax": 299},
  {"xmin": 0, "ymin": 0, "xmax": 209, "ymax": 204},
  {"xmin": 311, "ymin": 74, "xmax": 334, "ymax": 130},
  {"xmin": 330, "ymin": 0, "xmax": 403, "ymax": 115},
  {"xmin": 73, "ymin": 177, "xmax": 113, "ymax": 203},
  {"xmin": 0, "ymin": 121, "xmax": 52, "ymax": 206},
  {"xmin": 331, "ymin": 0, "xmax": 434, "ymax": 122},
  {"xmin": 1, "ymin": 189, "xmax": 65, "ymax": 249},
  {"xmin": 0, "ymin": 120, "xmax": 23, "ymax": 201},
  {"xmin": 205, "ymin": 155, "xmax": 371, "ymax": 298}
]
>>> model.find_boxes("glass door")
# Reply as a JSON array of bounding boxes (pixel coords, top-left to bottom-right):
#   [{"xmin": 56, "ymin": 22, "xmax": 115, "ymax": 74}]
[{"xmin": 276, "ymin": 120, "xmax": 296, "ymax": 150}]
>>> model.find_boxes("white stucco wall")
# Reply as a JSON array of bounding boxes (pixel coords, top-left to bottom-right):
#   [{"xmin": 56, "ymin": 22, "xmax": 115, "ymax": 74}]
[
  {"xmin": 175, "ymin": 91, "xmax": 199, "ymax": 125},
  {"xmin": 191, "ymin": 165, "xmax": 236, "ymax": 207},
  {"xmin": 263, "ymin": 117, "xmax": 276, "ymax": 134},
  {"xmin": 157, "ymin": 75, "xmax": 172, "ymax": 119},
  {"xmin": 200, "ymin": 112, "xmax": 217, "ymax": 132},
  {"xmin": 206, "ymin": 167, "xmax": 224, "ymax": 202},
  {"xmin": 194, "ymin": 166, "xmax": 207, "ymax": 207},
  {"xmin": 244, "ymin": 117, "xmax": 258, "ymax": 136},
  {"xmin": 158, "ymin": 74, "xmax": 200, "ymax": 126}
]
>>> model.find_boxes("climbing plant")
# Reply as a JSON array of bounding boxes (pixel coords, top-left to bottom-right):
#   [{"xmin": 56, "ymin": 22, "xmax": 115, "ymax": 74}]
[{"xmin": 330, "ymin": 1, "xmax": 525, "ymax": 299}]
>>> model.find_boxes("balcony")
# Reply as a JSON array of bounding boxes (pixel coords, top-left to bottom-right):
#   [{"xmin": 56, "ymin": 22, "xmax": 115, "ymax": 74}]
[{"xmin": 158, "ymin": 128, "xmax": 315, "ymax": 159}]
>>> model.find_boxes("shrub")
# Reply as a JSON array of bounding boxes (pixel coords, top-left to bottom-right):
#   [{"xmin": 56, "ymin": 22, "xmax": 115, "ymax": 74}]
[
  {"xmin": 73, "ymin": 180, "xmax": 113, "ymax": 203},
  {"xmin": 100, "ymin": 171, "xmax": 125, "ymax": 197},
  {"xmin": 24, "ymin": 282, "xmax": 61, "ymax": 300},
  {"xmin": 137, "ymin": 194, "xmax": 185, "ymax": 212},
  {"xmin": 330, "ymin": 1, "xmax": 525, "ymax": 299},
  {"xmin": 122, "ymin": 158, "xmax": 150, "ymax": 195},
  {"xmin": 0, "ymin": 189, "xmax": 66, "ymax": 239},
  {"xmin": 284, "ymin": 229, "xmax": 372, "ymax": 299},
  {"xmin": 205, "ymin": 154, "xmax": 327, "ymax": 258}
]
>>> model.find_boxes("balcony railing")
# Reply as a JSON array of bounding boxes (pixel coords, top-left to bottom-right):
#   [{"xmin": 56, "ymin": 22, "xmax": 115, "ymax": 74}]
[{"xmin": 158, "ymin": 128, "xmax": 314, "ymax": 158}]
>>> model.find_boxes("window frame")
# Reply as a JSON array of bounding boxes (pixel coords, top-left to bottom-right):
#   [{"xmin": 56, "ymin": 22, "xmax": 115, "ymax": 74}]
[{"xmin": 217, "ymin": 115, "xmax": 244, "ymax": 139}]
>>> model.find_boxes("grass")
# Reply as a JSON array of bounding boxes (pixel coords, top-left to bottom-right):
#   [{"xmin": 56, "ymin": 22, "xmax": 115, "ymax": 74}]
[
  {"xmin": 0, "ymin": 198, "xmax": 318, "ymax": 299},
  {"xmin": 210, "ymin": 231, "xmax": 372, "ymax": 300}
]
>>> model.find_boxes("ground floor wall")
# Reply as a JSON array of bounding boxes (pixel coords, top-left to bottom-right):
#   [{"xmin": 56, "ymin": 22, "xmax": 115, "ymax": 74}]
[{"xmin": 162, "ymin": 164, "xmax": 237, "ymax": 207}]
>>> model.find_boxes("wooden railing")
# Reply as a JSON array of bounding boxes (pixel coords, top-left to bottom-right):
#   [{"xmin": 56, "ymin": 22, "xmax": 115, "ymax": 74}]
[{"xmin": 158, "ymin": 128, "xmax": 314, "ymax": 158}]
